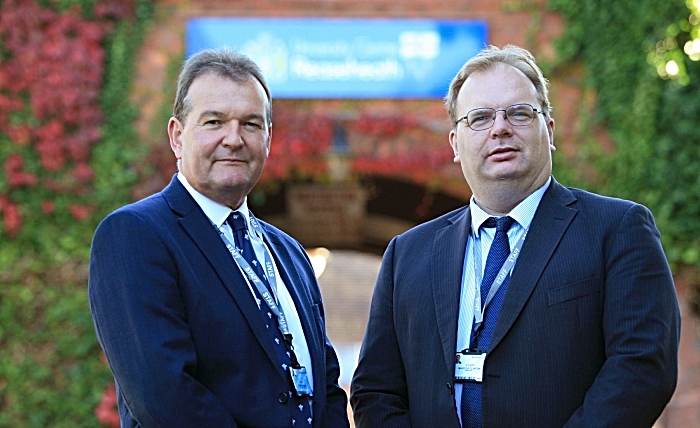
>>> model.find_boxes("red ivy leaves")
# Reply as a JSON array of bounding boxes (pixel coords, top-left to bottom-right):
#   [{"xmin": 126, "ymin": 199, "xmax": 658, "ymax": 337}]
[
  {"xmin": 354, "ymin": 113, "xmax": 417, "ymax": 139},
  {"xmin": 0, "ymin": 195, "xmax": 22, "ymax": 237},
  {"xmin": 0, "ymin": 0, "xmax": 134, "ymax": 232},
  {"xmin": 262, "ymin": 109, "xmax": 333, "ymax": 181},
  {"xmin": 68, "ymin": 203, "xmax": 95, "ymax": 221},
  {"xmin": 259, "ymin": 108, "xmax": 452, "ymax": 186},
  {"xmin": 41, "ymin": 200, "xmax": 55, "ymax": 215},
  {"xmin": 4, "ymin": 154, "xmax": 38, "ymax": 188},
  {"xmin": 5, "ymin": 124, "xmax": 32, "ymax": 146},
  {"xmin": 0, "ymin": 0, "xmax": 105, "ymax": 172},
  {"xmin": 94, "ymin": 382, "xmax": 120, "ymax": 427}
]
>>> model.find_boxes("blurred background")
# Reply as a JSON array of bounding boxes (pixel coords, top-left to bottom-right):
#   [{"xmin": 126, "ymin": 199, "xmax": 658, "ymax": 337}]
[{"xmin": 1, "ymin": 0, "xmax": 700, "ymax": 426}]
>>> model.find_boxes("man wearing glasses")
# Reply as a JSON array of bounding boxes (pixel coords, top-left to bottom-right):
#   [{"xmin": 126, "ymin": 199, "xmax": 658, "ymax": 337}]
[{"xmin": 351, "ymin": 45, "xmax": 680, "ymax": 427}]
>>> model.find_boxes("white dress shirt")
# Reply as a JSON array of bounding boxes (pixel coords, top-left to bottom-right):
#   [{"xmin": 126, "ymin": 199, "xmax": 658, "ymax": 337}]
[{"xmin": 177, "ymin": 172, "xmax": 314, "ymax": 391}]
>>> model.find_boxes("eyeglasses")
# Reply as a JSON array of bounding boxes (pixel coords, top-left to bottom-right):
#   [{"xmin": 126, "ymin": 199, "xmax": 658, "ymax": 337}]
[{"xmin": 456, "ymin": 104, "xmax": 546, "ymax": 131}]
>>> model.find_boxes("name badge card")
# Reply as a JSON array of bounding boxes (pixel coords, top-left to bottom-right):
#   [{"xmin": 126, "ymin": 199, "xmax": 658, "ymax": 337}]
[
  {"xmin": 291, "ymin": 366, "xmax": 313, "ymax": 397},
  {"xmin": 455, "ymin": 351, "xmax": 486, "ymax": 383}
]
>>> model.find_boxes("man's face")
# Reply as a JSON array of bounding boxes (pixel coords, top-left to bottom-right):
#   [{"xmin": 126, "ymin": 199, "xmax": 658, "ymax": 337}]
[
  {"xmin": 168, "ymin": 72, "xmax": 271, "ymax": 208},
  {"xmin": 449, "ymin": 63, "xmax": 554, "ymax": 196}
]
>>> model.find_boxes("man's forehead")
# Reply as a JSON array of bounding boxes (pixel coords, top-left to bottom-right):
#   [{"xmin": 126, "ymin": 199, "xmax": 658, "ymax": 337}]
[
  {"xmin": 189, "ymin": 75, "xmax": 266, "ymax": 105},
  {"xmin": 458, "ymin": 64, "xmax": 538, "ymax": 109}
]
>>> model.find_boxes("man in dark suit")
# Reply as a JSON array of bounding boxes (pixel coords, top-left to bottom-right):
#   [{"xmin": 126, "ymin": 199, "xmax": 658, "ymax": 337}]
[
  {"xmin": 89, "ymin": 48, "xmax": 349, "ymax": 427},
  {"xmin": 350, "ymin": 45, "xmax": 680, "ymax": 427}
]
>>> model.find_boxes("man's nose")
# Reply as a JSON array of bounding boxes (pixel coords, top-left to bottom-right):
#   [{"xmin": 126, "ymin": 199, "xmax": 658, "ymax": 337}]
[
  {"xmin": 222, "ymin": 122, "xmax": 244, "ymax": 147},
  {"xmin": 490, "ymin": 111, "xmax": 512, "ymax": 138}
]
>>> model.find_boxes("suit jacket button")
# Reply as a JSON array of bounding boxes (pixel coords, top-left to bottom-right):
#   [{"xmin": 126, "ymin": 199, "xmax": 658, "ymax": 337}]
[{"xmin": 278, "ymin": 392, "xmax": 289, "ymax": 404}]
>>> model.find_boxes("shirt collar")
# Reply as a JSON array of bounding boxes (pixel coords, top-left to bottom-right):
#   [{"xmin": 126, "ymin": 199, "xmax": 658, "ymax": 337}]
[
  {"xmin": 470, "ymin": 176, "xmax": 551, "ymax": 237},
  {"xmin": 177, "ymin": 172, "xmax": 250, "ymax": 228}
]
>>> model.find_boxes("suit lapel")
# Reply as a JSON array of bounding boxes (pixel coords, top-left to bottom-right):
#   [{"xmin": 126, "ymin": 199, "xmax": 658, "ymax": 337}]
[
  {"xmin": 433, "ymin": 207, "xmax": 472, "ymax": 378},
  {"xmin": 162, "ymin": 177, "xmax": 287, "ymax": 380},
  {"xmin": 488, "ymin": 180, "xmax": 578, "ymax": 352}
]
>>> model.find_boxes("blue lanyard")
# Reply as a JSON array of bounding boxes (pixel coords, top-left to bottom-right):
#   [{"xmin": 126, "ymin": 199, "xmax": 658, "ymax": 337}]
[
  {"xmin": 213, "ymin": 214, "xmax": 290, "ymax": 337},
  {"xmin": 471, "ymin": 226, "xmax": 527, "ymax": 328}
]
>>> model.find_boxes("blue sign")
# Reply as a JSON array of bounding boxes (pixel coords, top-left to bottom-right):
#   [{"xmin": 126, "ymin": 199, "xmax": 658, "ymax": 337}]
[{"xmin": 186, "ymin": 18, "xmax": 487, "ymax": 99}]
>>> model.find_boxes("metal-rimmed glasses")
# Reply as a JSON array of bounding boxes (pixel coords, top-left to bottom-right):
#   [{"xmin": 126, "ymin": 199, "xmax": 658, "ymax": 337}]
[{"xmin": 456, "ymin": 103, "xmax": 546, "ymax": 131}]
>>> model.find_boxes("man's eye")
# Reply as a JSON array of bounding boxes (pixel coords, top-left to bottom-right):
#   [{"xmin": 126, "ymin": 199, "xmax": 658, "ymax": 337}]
[
  {"xmin": 469, "ymin": 115, "xmax": 490, "ymax": 125},
  {"xmin": 508, "ymin": 106, "xmax": 535, "ymax": 118},
  {"xmin": 243, "ymin": 122, "xmax": 262, "ymax": 130},
  {"xmin": 204, "ymin": 120, "xmax": 222, "ymax": 126}
]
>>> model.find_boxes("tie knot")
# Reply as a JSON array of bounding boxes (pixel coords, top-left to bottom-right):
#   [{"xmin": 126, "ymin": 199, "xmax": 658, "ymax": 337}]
[
  {"xmin": 483, "ymin": 216, "xmax": 515, "ymax": 233},
  {"xmin": 228, "ymin": 211, "xmax": 247, "ymax": 232}
]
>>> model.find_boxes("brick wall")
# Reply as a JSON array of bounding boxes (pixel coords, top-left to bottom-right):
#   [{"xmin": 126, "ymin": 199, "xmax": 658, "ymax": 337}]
[{"xmin": 134, "ymin": 0, "xmax": 568, "ymax": 162}]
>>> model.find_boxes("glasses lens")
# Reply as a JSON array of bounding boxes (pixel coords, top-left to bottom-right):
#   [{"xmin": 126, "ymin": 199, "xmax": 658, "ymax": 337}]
[
  {"xmin": 505, "ymin": 104, "xmax": 535, "ymax": 126},
  {"xmin": 467, "ymin": 109, "xmax": 496, "ymax": 130}
]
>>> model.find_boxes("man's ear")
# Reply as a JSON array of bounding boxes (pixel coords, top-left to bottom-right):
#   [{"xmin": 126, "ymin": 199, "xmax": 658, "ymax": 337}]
[
  {"xmin": 547, "ymin": 117, "xmax": 556, "ymax": 152},
  {"xmin": 449, "ymin": 130, "xmax": 460, "ymax": 163},
  {"xmin": 168, "ymin": 117, "xmax": 184, "ymax": 160}
]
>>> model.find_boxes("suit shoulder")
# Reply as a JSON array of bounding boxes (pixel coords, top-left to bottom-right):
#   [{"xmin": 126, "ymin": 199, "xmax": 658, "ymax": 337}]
[
  {"xmin": 396, "ymin": 205, "xmax": 468, "ymax": 240},
  {"xmin": 561, "ymin": 186, "xmax": 657, "ymax": 229},
  {"xmin": 567, "ymin": 186, "xmax": 631, "ymax": 205},
  {"xmin": 258, "ymin": 218, "xmax": 294, "ymax": 241},
  {"xmin": 257, "ymin": 218, "xmax": 306, "ymax": 252},
  {"xmin": 566, "ymin": 186, "xmax": 647, "ymax": 212},
  {"xmin": 96, "ymin": 191, "xmax": 169, "ymax": 230}
]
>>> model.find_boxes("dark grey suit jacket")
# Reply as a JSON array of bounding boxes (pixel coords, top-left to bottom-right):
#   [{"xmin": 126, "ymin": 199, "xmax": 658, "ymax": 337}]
[
  {"xmin": 89, "ymin": 175, "xmax": 349, "ymax": 427},
  {"xmin": 351, "ymin": 178, "xmax": 680, "ymax": 428}
]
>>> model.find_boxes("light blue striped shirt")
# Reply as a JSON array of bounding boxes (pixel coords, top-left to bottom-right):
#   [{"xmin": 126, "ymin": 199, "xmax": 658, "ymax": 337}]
[{"xmin": 454, "ymin": 177, "xmax": 551, "ymax": 423}]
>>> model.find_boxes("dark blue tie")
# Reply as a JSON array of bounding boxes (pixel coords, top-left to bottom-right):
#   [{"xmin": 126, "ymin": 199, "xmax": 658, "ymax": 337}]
[
  {"xmin": 228, "ymin": 211, "xmax": 272, "ymax": 293},
  {"xmin": 461, "ymin": 216, "xmax": 515, "ymax": 427},
  {"xmin": 228, "ymin": 212, "xmax": 313, "ymax": 427}
]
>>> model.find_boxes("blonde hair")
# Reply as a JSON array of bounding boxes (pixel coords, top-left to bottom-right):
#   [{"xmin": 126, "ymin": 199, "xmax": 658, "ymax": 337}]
[{"xmin": 445, "ymin": 45, "xmax": 551, "ymax": 126}]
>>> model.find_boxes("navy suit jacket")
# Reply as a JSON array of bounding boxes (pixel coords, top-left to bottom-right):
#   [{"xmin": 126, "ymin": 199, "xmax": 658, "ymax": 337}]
[
  {"xmin": 350, "ymin": 178, "xmax": 680, "ymax": 428},
  {"xmin": 89, "ymin": 176, "xmax": 349, "ymax": 427}
]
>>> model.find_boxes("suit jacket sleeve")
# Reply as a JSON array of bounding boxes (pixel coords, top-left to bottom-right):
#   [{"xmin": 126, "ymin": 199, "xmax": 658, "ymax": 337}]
[
  {"xmin": 88, "ymin": 209, "xmax": 238, "ymax": 427},
  {"xmin": 350, "ymin": 237, "xmax": 412, "ymax": 428},
  {"xmin": 564, "ymin": 203, "xmax": 680, "ymax": 427}
]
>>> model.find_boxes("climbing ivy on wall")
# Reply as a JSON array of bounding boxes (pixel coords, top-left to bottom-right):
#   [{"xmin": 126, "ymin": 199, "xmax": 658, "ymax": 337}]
[
  {"xmin": 0, "ymin": 0, "xmax": 152, "ymax": 425},
  {"xmin": 548, "ymin": 0, "xmax": 700, "ymax": 271}
]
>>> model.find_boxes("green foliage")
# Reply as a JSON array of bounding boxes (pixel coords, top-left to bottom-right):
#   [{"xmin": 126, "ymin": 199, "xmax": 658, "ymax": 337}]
[
  {"xmin": 94, "ymin": 12, "xmax": 152, "ymax": 217},
  {"xmin": 0, "ymin": 0, "xmax": 152, "ymax": 425},
  {"xmin": 0, "ymin": 276, "xmax": 112, "ymax": 427},
  {"xmin": 549, "ymin": 0, "xmax": 700, "ymax": 270}
]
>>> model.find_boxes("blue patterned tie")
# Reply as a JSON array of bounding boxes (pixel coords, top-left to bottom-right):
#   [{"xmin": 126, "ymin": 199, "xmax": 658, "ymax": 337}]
[
  {"xmin": 229, "ymin": 211, "xmax": 272, "ymax": 294},
  {"xmin": 461, "ymin": 216, "xmax": 515, "ymax": 427},
  {"xmin": 228, "ymin": 212, "xmax": 313, "ymax": 427}
]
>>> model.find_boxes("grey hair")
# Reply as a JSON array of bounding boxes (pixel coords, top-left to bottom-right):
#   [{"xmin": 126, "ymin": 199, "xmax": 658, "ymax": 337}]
[{"xmin": 172, "ymin": 47, "xmax": 272, "ymax": 127}]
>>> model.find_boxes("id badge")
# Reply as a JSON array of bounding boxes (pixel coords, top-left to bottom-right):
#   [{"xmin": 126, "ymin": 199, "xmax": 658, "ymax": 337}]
[
  {"xmin": 455, "ymin": 351, "xmax": 486, "ymax": 383},
  {"xmin": 290, "ymin": 366, "xmax": 313, "ymax": 397}
]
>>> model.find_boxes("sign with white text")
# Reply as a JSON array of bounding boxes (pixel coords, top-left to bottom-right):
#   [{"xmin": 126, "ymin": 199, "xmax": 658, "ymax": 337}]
[{"xmin": 186, "ymin": 17, "xmax": 487, "ymax": 98}]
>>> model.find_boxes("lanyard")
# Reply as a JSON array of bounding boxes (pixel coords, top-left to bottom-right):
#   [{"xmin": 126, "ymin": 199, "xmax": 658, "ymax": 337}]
[
  {"xmin": 213, "ymin": 214, "xmax": 291, "ymax": 338},
  {"xmin": 213, "ymin": 213, "xmax": 309, "ymax": 377},
  {"xmin": 471, "ymin": 226, "xmax": 527, "ymax": 328}
]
